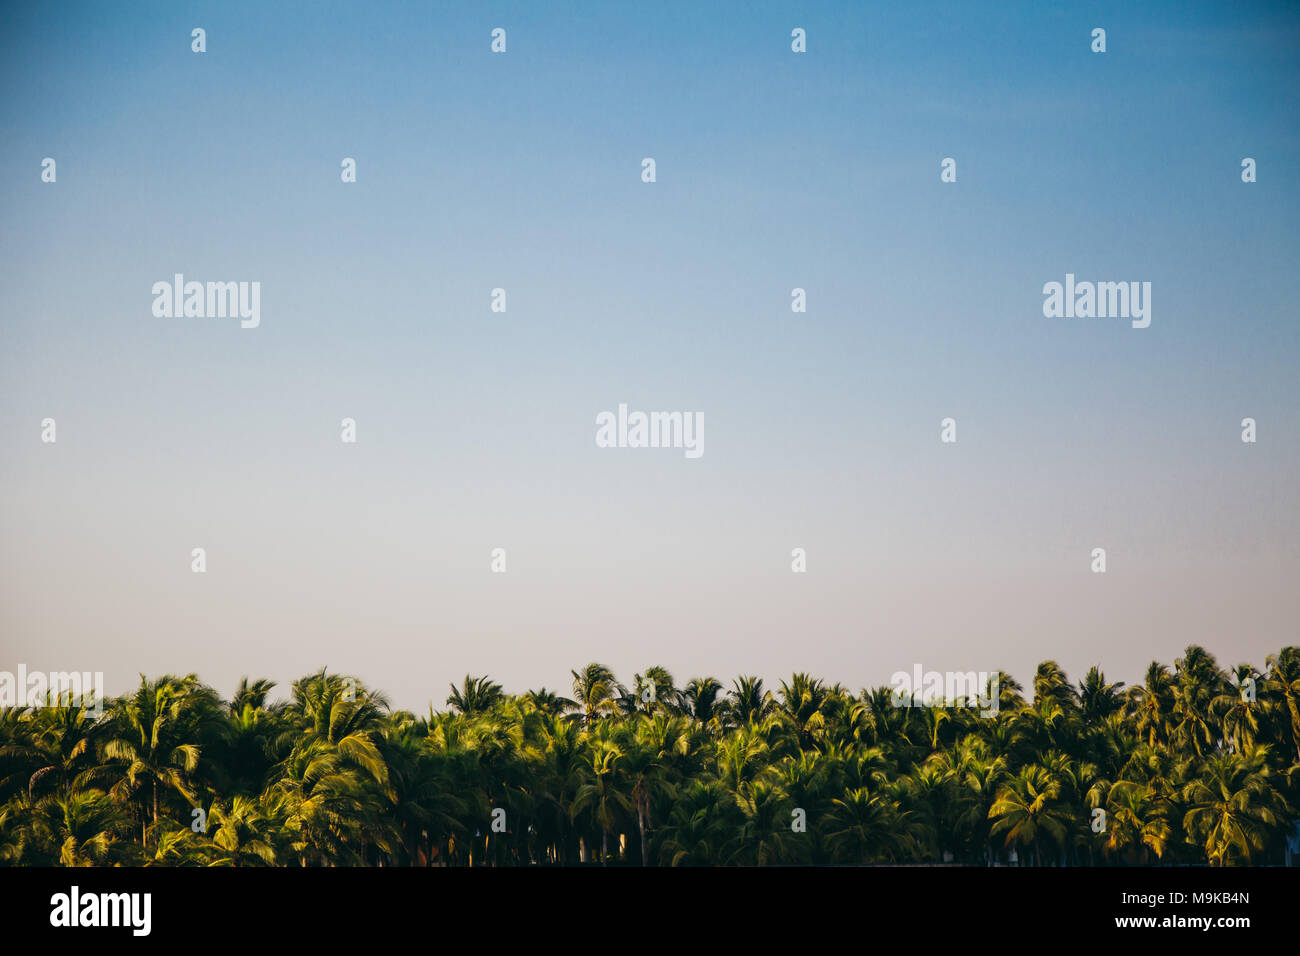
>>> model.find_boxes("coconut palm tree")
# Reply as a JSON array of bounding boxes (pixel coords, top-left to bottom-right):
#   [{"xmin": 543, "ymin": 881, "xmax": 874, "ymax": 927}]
[
  {"xmin": 1182, "ymin": 748, "xmax": 1289, "ymax": 866},
  {"xmin": 1078, "ymin": 667, "xmax": 1125, "ymax": 726},
  {"xmin": 20, "ymin": 789, "xmax": 141, "ymax": 866},
  {"xmin": 97, "ymin": 674, "xmax": 218, "ymax": 843},
  {"xmin": 230, "ymin": 677, "xmax": 279, "ymax": 715},
  {"xmin": 631, "ymin": 667, "xmax": 679, "ymax": 714},
  {"xmin": 735, "ymin": 777, "xmax": 808, "ymax": 864},
  {"xmin": 521, "ymin": 688, "xmax": 576, "ymax": 717},
  {"xmin": 779, "ymin": 673, "xmax": 831, "ymax": 747},
  {"xmin": 1171, "ymin": 646, "xmax": 1227, "ymax": 757},
  {"xmin": 1263, "ymin": 647, "xmax": 1300, "ymax": 763},
  {"xmin": 953, "ymin": 742, "xmax": 1007, "ymax": 864},
  {"xmin": 681, "ymin": 677, "xmax": 723, "ymax": 725},
  {"xmin": 1213, "ymin": 665, "xmax": 1263, "ymax": 754},
  {"xmin": 659, "ymin": 779, "xmax": 741, "ymax": 865},
  {"xmin": 206, "ymin": 794, "xmax": 283, "ymax": 865},
  {"xmin": 0, "ymin": 696, "xmax": 100, "ymax": 802},
  {"xmin": 1131, "ymin": 662, "xmax": 1176, "ymax": 749},
  {"xmin": 615, "ymin": 715, "xmax": 685, "ymax": 865},
  {"xmin": 571, "ymin": 724, "xmax": 630, "ymax": 864},
  {"xmin": 1033, "ymin": 661, "xmax": 1080, "ymax": 715},
  {"xmin": 570, "ymin": 664, "xmax": 624, "ymax": 722},
  {"xmin": 988, "ymin": 765, "xmax": 1072, "ymax": 866},
  {"xmin": 826, "ymin": 786, "xmax": 911, "ymax": 863},
  {"xmin": 725, "ymin": 676, "xmax": 776, "ymax": 727},
  {"xmin": 1103, "ymin": 779, "xmax": 1171, "ymax": 863},
  {"xmin": 446, "ymin": 675, "xmax": 504, "ymax": 716}
]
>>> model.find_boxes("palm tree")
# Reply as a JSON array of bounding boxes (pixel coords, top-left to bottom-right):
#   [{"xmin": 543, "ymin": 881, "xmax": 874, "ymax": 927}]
[
  {"xmin": 735, "ymin": 777, "xmax": 807, "ymax": 864},
  {"xmin": 826, "ymin": 787, "xmax": 911, "ymax": 863},
  {"xmin": 1263, "ymin": 648, "xmax": 1300, "ymax": 763},
  {"xmin": 20, "ymin": 789, "xmax": 141, "ymax": 866},
  {"xmin": 1130, "ymin": 662, "xmax": 1175, "ymax": 748},
  {"xmin": 218, "ymin": 690, "xmax": 285, "ymax": 797},
  {"xmin": 725, "ymin": 676, "xmax": 776, "ymax": 727},
  {"xmin": 779, "ymin": 673, "xmax": 830, "ymax": 746},
  {"xmin": 207, "ymin": 794, "xmax": 282, "ymax": 865},
  {"xmin": 274, "ymin": 670, "xmax": 394, "ymax": 865},
  {"xmin": 631, "ymin": 667, "xmax": 679, "ymax": 714},
  {"xmin": 571, "ymin": 724, "xmax": 630, "ymax": 864},
  {"xmin": 990, "ymin": 672, "xmax": 1027, "ymax": 715},
  {"xmin": 0, "ymin": 696, "xmax": 100, "ymax": 802},
  {"xmin": 954, "ymin": 743, "xmax": 1007, "ymax": 864},
  {"xmin": 615, "ymin": 716, "xmax": 685, "ymax": 865},
  {"xmin": 1171, "ymin": 645, "xmax": 1227, "ymax": 758},
  {"xmin": 1213, "ymin": 665, "xmax": 1262, "ymax": 754},
  {"xmin": 659, "ymin": 780, "xmax": 741, "ymax": 865},
  {"xmin": 681, "ymin": 677, "xmax": 723, "ymax": 725},
  {"xmin": 98, "ymin": 675, "xmax": 215, "ymax": 843},
  {"xmin": 1078, "ymin": 667, "xmax": 1125, "ymax": 725},
  {"xmin": 274, "ymin": 737, "xmax": 391, "ymax": 865},
  {"xmin": 229, "ymin": 677, "xmax": 279, "ymax": 715},
  {"xmin": 988, "ymin": 765, "xmax": 1071, "ymax": 866},
  {"xmin": 446, "ymin": 675, "xmax": 504, "ymax": 715},
  {"xmin": 1031, "ymin": 661, "xmax": 1076, "ymax": 709},
  {"xmin": 1103, "ymin": 779, "xmax": 1171, "ymax": 863},
  {"xmin": 570, "ymin": 664, "xmax": 624, "ymax": 722},
  {"xmin": 1182, "ymin": 748, "xmax": 1288, "ymax": 866},
  {"xmin": 521, "ymin": 688, "xmax": 575, "ymax": 717},
  {"xmin": 378, "ymin": 723, "xmax": 470, "ymax": 865}
]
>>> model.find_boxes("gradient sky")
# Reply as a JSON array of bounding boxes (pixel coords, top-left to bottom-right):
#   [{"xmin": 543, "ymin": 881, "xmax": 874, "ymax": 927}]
[{"xmin": 2, "ymin": 1, "xmax": 1298, "ymax": 711}]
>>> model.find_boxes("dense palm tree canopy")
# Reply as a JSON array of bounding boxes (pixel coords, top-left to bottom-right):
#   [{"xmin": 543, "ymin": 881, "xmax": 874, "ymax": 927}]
[{"xmin": 3, "ymin": 649, "xmax": 1299, "ymax": 866}]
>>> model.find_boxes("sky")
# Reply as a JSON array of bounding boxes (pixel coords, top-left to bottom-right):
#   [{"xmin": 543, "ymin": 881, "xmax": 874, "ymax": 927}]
[{"xmin": 1, "ymin": 1, "xmax": 1298, "ymax": 711}]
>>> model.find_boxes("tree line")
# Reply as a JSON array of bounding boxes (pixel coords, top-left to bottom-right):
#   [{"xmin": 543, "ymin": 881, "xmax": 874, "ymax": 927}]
[{"xmin": 2, "ymin": 645, "xmax": 1298, "ymax": 866}]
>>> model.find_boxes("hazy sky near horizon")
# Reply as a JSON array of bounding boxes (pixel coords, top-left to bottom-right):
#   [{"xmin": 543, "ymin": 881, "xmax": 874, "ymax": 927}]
[{"xmin": 2, "ymin": 1, "xmax": 1298, "ymax": 711}]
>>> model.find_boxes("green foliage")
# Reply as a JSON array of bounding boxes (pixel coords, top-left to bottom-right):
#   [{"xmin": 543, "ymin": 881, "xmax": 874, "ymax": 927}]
[{"xmin": 2, "ymin": 648, "xmax": 1298, "ymax": 866}]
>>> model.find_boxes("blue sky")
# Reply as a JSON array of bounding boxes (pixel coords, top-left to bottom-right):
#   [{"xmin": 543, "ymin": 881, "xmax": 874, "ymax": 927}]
[{"xmin": 2, "ymin": 1, "xmax": 1298, "ymax": 709}]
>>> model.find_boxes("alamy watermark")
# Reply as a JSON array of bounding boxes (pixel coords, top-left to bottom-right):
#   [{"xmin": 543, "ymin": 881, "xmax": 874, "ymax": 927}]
[
  {"xmin": 1042, "ymin": 273, "xmax": 1150, "ymax": 328},
  {"xmin": 50, "ymin": 886, "xmax": 150, "ymax": 936},
  {"xmin": 890, "ymin": 665, "xmax": 999, "ymax": 717},
  {"xmin": 0, "ymin": 666, "xmax": 104, "ymax": 717},
  {"xmin": 152, "ymin": 274, "xmax": 261, "ymax": 329},
  {"xmin": 595, "ymin": 403, "xmax": 703, "ymax": 459}
]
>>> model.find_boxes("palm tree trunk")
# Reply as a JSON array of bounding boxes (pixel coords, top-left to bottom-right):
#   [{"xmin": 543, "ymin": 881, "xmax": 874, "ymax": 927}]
[
  {"xmin": 638, "ymin": 806, "xmax": 648, "ymax": 866},
  {"xmin": 1289, "ymin": 694, "xmax": 1300, "ymax": 762}
]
